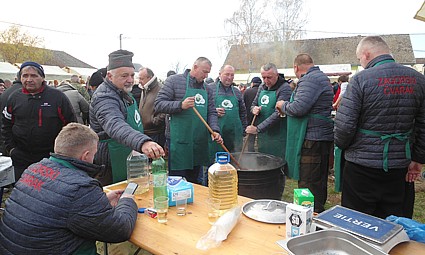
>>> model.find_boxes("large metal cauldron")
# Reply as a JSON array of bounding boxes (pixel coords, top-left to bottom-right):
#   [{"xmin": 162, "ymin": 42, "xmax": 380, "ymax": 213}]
[{"xmin": 231, "ymin": 152, "xmax": 286, "ymax": 200}]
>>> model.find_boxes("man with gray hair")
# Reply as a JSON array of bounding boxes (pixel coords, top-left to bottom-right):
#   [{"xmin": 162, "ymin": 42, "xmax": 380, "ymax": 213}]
[
  {"xmin": 2, "ymin": 61, "xmax": 76, "ymax": 181},
  {"xmin": 155, "ymin": 57, "xmax": 222, "ymax": 184},
  {"xmin": 138, "ymin": 67, "xmax": 166, "ymax": 147},
  {"xmin": 90, "ymin": 50, "xmax": 164, "ymax": 185},
  {"xmin": 70, "ymin": 74, "xmax": 91, "ymax": 102},
  {"xmin": 246, "ymin": 63, "xmax": 292, "ymax": 159},
  {"xmin": 334, "ymin": 36, "xmax": 425, "ymax": 219}
]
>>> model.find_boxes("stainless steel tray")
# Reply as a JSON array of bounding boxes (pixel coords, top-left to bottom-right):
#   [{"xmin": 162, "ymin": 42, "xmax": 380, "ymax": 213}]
[
  {"xmin": 276, "ymin": 229, "xmax": 388, "ymax": 255},
  {"xmin": 242, "ymin": 199, "xmax": 287, "ymax": 224}
]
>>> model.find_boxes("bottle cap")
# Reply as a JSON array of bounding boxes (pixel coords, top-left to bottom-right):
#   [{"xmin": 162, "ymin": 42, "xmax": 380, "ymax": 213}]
[{"xmin": 216, "ymin": 152, "xmax": 230, "ymax": 164}]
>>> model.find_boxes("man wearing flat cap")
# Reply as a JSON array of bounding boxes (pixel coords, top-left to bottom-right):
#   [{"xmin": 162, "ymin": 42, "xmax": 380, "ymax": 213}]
[
  {"xmin": 90, "ymin": 50, "xmax": 164, "ymax": 185},
  {"xmin": 2, "ymin": 61, "xmax": 77, "ymax": 181}
]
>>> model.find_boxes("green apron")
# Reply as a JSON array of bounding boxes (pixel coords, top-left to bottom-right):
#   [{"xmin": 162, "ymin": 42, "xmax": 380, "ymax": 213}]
[
  {"xmin": 257, "ymin": 89, "xmax": 287, "ymax": 158},
  {"xmin": 285, "ymin": 92, "xmax": 333, "ymax": 180},
  {"xmin": 285, "ymin": 92, "xmax": 308, "ymax": 180},
  {"xmin": 358, "ymin": 129, "xmax": 411, "ymax": 171},
  {"xmin": 101, "ymin": 94, "xmax": 144, "ymax": 183},
  {"xmin": 333, "ymin": 145, "xmax": 343, "ymax": 192},
  {"xmin": 209, "ymin": 82, "xmax": 243, "ymax": 159},
  {"xmin": 169, "ymin": 75, "xmax": 210, "ymax": 170}
]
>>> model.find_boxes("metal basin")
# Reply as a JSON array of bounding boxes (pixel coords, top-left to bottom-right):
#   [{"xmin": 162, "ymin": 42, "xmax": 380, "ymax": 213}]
[{"xmin": 276, "ymin": 229, "xmax": 388, "ymax": 255}]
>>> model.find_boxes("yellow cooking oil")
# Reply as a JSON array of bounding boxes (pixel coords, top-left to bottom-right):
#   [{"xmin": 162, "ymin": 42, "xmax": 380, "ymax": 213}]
[{"xmin": 208, "ymin": 152, "xmax": 238, "ymax": 215}]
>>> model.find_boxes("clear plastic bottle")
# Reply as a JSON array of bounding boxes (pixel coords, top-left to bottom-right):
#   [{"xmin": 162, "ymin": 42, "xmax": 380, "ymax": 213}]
[
  {"xmin": 152, "ymin": 157, "xmax": 168, "ymax": 200},
  {"xmin": 208, "ymin": 152, "xmax": 238, "ymax": 214},
  {"xmin": 127, "ymin": 150, "xmax": 149, "ymax": 195}
]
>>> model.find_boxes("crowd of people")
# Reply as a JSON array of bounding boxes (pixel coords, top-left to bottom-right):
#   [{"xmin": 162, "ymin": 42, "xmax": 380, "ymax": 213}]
[{"xmin": 0, "ymin": 35, "xmax": 424, "ymax": 254}]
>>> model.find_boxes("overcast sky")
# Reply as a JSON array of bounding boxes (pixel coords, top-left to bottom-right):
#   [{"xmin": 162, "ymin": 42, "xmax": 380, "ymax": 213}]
[{"xmin": 1, "ymin": 0, "xmax": 424, "ymax": 79}]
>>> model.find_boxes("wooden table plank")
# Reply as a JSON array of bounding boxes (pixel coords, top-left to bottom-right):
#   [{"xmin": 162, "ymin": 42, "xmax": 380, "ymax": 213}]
[{"xmin": 105, "ymin": 182, "xmax": 425, "ymax": 255}]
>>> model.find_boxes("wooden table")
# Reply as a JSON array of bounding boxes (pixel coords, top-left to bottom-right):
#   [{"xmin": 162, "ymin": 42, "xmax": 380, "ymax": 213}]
[{"xmin": 105, "ymin": 182, "xmax": 425, "ymax": 255}]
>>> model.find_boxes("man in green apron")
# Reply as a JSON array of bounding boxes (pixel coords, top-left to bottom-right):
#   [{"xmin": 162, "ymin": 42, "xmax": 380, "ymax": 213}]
[
  {"xmin": 154, "ymin": 57, "xmax": 223, "ymax": 184},
  {"xmin": 276, "ymin": 54, "xmax": 334, "ymax": 213},
  {"xmin": 334, "ymin": 36, "xmax": 425, "ymax": 219},
  {"xmin": 209, "ymin": 65, "xmax": 247, "ymax": 160},
  {"xmin": 246, "ymin": 63, "xmax": 291, "ymax": 160},
  {"xmin": 90, "ymin": 50, "xmax": 164, "ymax": 186}
]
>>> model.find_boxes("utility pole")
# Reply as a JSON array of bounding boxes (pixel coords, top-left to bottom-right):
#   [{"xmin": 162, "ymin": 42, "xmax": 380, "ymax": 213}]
[{"xmin": 119, "ymin": 34, "xmax": 123, "ymax": 49}]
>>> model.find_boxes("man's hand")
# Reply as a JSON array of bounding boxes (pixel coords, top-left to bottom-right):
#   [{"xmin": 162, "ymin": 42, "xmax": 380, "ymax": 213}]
[
  {"xmin": 252, "ymin": 106, "xmax": 261, "ymax": 116},
  {"xmin": 275, "ymin": 100, "xmax": 285, "ymax": 112},
  {"xmin": 107, "ymin": 189, "xmax": 130, "ymax": 207},
  {"xmin": 216, "ymin": 107, "xmax": 225, "ymax": 117},
  {"xmin": 141, "ymin": 141, "xmax": 165, "ymax": 159},
  {"xmin": 181, "ymin": 96, "xmax": 195, "ymax": 110},
  {"xmin": 211, "ymin": 132, "xmax": 223, "ymax": 144},
  {"xmin": 406, "ymin": 161, "xmax": 422, "ymax": 182},
  {"xmin": 245, "ymin": 125, "xmax": 258, "ymax": 135}
]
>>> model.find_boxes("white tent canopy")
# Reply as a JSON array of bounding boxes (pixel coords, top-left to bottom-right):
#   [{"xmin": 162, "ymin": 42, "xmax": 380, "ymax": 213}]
[
  {"xmin": 0, "ymin": 62, "xmax": 19, "ymax": 80},
  {"xmin": 63, "ymin": 66, "xmax": 97, "ymax": 80}
]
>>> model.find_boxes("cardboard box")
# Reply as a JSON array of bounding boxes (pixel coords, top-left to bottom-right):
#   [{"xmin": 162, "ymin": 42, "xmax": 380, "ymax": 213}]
[
  {"xmin": 167, "ymin": 176, "xmax": 194, "ymax": 207},
  {"xmin": 286, "ymin": 203, "xmax": 313, "ymax": 238},
  {"xmin": 293, "ymin": 188, "xmax": 314, "ymax": 209}
]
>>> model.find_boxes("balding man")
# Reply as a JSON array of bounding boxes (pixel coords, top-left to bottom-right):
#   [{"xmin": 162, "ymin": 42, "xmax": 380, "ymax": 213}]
[
  {"xmin": 208, "ymin": 65, "xmax": 247, "ymax": 158},
  {"xmin": 333, "ymin": 36, "xmax": 425, "ymax": 219},
  {"xmin": 276, "ymin": 54, "xmax": 334, "ymax": 213}
]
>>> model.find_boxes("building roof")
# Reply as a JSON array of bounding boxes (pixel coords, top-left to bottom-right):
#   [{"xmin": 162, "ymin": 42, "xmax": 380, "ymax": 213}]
[
  {"xmin": 224, "ymin": 34, "xmax": 415, "ymax": 72},
  {"xmin": 0, "ymin": 43, "xmax": 95, "ymax": 69}
]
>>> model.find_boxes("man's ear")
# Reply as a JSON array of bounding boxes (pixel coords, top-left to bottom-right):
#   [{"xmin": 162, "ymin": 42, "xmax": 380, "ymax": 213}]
[{"xmin": 80, "ymin": 150, "xmax": 90, "ymax": 162}]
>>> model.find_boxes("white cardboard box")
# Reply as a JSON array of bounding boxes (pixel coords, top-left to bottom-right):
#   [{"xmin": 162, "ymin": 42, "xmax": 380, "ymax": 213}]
[{"xmin": 286, "ymin": 203, "xmax": 313, "ymax": 238}]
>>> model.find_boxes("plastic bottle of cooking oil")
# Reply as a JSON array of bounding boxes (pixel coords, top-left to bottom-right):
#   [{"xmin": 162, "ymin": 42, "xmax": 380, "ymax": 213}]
[{"xmin": 208, "ymin": 152, "xmax": 238, "ymax": 214}]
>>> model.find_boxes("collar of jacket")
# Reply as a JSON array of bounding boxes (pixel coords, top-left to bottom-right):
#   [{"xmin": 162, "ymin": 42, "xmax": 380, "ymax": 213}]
[
  {"xmin": 104, "ymin": 79, "xmax": 133, "ymax": 104},
  {"xmin": 22, "ymin": 82, "xmax": 47, "ymax": 95},
  {"xmin": 138, "ymin": 76, "xmax": 158, "ymax": 91},
  {"xmin": 365, "ymin": 54, "xmax": 394, "ymax": 69},
  {"xmin": 49, "ymin": 153, "xmax": 105, "ymax": 179},
  {"xmin": 262, "ymin": 75, "xmax": 285, "ymax": 91},
  {"xmin": 184, "ymin": 69, "xmax": 204, "ymax": 88}
]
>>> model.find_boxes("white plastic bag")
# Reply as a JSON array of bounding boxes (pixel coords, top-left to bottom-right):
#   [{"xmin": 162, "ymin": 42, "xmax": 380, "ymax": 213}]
[{"xmin": 196, "ymin": 206, "xmax": 241, "ymax": 250}]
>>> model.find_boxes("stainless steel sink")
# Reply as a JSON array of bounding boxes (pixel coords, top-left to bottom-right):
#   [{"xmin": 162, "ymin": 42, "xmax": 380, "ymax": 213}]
[{"xmin": 276, "ymin": 229, "xmax": 388, "ymax": 255}]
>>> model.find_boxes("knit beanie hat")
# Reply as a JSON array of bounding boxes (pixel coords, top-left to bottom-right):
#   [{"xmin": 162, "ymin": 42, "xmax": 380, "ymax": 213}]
[
  {"xmin": 107, "ymin": 50, "xmax": 134, "ymax": 71},
  {"xmin": 20, "ymin": 61, "xmax": 45, "ymax": 78}
]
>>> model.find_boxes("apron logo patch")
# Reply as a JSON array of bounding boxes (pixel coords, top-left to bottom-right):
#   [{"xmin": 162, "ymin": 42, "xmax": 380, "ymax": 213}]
[
  {"xmin": 195, "ymin": 93, "xmax": 206, "ymax": 105},
  {"xmin": 260, "ymin": 95, "xmax": 270, "ymax": 105},
  {"xmin": 221, "ymin": 99, "xmax": 233, "ymax": 109},
  {"xmin": 134, "ymin": 109, "xmax": 141, "ymax": 124}
]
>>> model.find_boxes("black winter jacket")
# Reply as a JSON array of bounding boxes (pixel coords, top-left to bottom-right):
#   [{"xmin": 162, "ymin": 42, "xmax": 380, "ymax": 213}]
[
  {"xmin": 1, "ymin": 84, "xmax": 76, "ymax": 154},
  {"xmin": 334, "ymin": 54, "xmax": 425, "ymax": 168}
]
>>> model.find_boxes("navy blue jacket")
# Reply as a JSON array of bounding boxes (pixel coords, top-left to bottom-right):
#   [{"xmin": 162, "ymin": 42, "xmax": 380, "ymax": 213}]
[
  {"xmin": 154, "ymin": 69, "xmax": 220, "ymax": 138},
  {"xmin": 282, "ymin": 66, "xmax": 334, "ymax": 141},
  {"xmin": 0, "ymin": 154, "xmax": 138, "ymax": 254}
]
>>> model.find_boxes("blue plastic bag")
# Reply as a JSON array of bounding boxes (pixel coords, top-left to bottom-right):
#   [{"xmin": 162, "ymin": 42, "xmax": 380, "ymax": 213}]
[{"xmin": 386, "ymin": 215, "xmax": 425, "ymax": 243}]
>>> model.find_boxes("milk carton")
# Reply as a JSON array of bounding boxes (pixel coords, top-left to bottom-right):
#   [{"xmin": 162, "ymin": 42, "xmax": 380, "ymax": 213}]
[
  {"xmin": 167, "ymin": 176, "xmax": 194, "ymax": 206},
  {"xmin": 286, "ymin": 203, "xmax": 313, "ymax": 238},
  {"xmin": 293, "ymin": 188, "xmax": 314, "ymax": 209}
]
